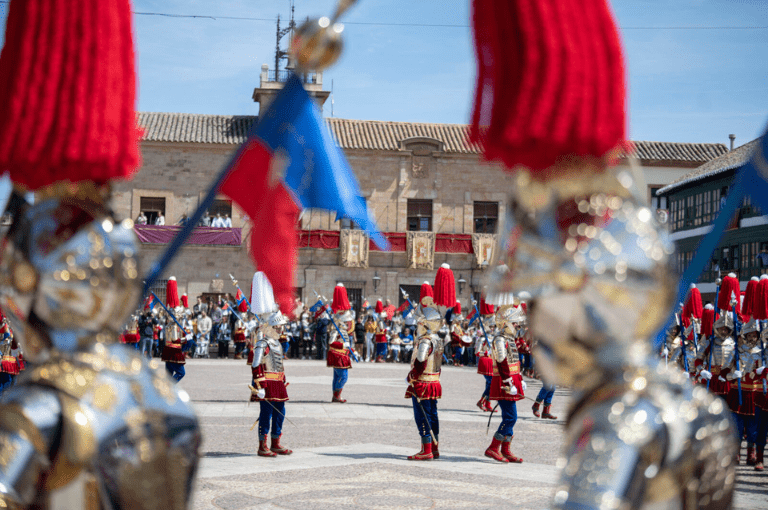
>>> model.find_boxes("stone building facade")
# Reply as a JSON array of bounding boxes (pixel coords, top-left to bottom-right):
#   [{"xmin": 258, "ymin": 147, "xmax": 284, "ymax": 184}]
[
  {"xmin": 112, "ymin": 111, "xmax": 727, "ymax": 313},
  {"xmin": 113, "ymin": 64, "xmax": 728, "ymax": 311}
]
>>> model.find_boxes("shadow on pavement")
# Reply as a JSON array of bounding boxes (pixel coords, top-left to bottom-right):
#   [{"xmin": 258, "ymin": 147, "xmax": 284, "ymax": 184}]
[{"xmin": 203, "ymin": 452, "xmax": 257, "ymax": 458}]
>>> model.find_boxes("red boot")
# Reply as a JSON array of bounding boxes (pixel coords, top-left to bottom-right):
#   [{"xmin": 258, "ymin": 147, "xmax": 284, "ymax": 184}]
[
  {"xmin": 432, "ymin": 440, "xmax": 439, "ymax": 459},
  {"xmin": 270, "ymin": 435, "xmax": 293, "ymax": 455},
  {"xmin": 542, "ymin": 405, "xmax": 558, "ymax": 420},
  {"xmin": 531, "ymin": 401, "xmax": 541, "ymax": 417},
  {"xmin": 756, "ymin": 446, "xmax": 765, "ymax": 471},
  {"xmin": 747, "ymin": 445, "xmax": 757, "ymax": 466},
  {"xmin": 408, "ymin": 441, "xmax": 433, "ymax": 460},
  {"xmin": 484, "ymin": 399, "xmax": 497, "ymax": 413},
  {"xmin": 258, "ymin": 437, "xmax": 277, "ymax": 457},
  {"xmin": 332, "ymin": 390, "xmax": 347, "ymax": 403},
  {"xmin": 501, "ymin": 436, "xmax": 523, "ymax": 463},
  {"xmin": 484, "ymin": 437, "xmax": 509, "ymax": 463},
  {"xmin": 476, "ymin": 397, "xmax": 487, "ymax": 412}
]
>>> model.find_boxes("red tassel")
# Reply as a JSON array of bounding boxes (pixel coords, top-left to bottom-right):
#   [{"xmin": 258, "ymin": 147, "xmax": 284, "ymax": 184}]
[
  {"xmin": 454, "ymin": 300, "xmax": 462, "ymax": 315},
  {"xmin": 433, "ymin": 264, "xmax": 456, "ymax": 308},
  {"xmin": 375, "ymin": 300, "xmax": 383, "ymax": 314},
  {"xmin": 683, "ymin": 284, "xmax": 703, "ymax": 320},
  {"xmin": 181, "ymin": 294, "xmax": 189, "ymax": 309},
  {"xmin": 332, "ymin": 284, "xmax": 351, "ymax": 313},
  {"xmin": 480, "ymin": 297, "xmax": 495, "ymax": 316},
  {"xmin": 717, "ymin": 274, "xmax": 740, "ymax": 312},
  {"xmin": 0, "ymin": 0, "xmax": 140, "ymax": 189},
  {"xmin": 701, "ymin": 306, "xmax": 715, "ymax": 337},
  {"xmin": 469, "ymin": 0, "xmax": 626, "ymax": 179},
  {"xmin": 755, "ymin": 276, "xmax": 768, "ymax": 321},
  {"xmin": 420, "ymin": 282, "xmax": 434, "ymax": 299},
  {"xmin": 166, "ymin": 277, "xmax": 180, "ymax": 308},
  {"xmin": 742, "ymin": 277, "xmax": 759, "ymax": 318}
]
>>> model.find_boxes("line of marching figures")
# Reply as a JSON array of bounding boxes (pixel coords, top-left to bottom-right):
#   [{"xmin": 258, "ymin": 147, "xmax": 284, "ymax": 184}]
[
  {"xmin": 245, "ymin": 263, "xmax": 552, "ymax": 463},
  {"xmin": 667, "ymin": 273, "xmax": 768, "ymax": 470}
]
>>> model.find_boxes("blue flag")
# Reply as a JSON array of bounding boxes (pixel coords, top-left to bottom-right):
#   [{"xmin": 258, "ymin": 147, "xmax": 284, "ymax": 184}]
[
  {"xmin": 309, "ymin": 299, "xmax": 324, "ymax": 313},
  {"xmin": 253, "ymin": 74, "xmax": 389, "ymax": 251}
]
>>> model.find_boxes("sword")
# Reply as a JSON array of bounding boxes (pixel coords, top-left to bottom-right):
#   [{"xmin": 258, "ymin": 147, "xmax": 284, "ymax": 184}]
[
  {"xmin": 486, "ymin": 402, "xmax": 500, "ymax": 435},
  {"xmin": 414, "ymin": 396, "xmax": 438, "ymax": 446},
  {"xmin": 248, "ymin": 385, "xmax": 297, "ymax": 429}
]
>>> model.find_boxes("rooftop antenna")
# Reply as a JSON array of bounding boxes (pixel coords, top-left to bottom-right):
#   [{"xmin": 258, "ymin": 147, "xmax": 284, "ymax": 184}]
[{"xmin": 274, "ymin": 0, "xmax": 297, "ymax": 75}]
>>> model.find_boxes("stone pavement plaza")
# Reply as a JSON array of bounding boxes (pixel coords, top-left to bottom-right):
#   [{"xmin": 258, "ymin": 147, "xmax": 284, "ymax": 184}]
[{"xmin": 179, "ymin": 359, "xmax": 768, "ymax": 510}]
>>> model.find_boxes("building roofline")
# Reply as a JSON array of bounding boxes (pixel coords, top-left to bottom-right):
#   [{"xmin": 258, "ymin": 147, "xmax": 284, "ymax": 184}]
[
  {"xmin": 136, "ymin": 111, "xmax": 728, "ymax": 164},
  {"xmin": 657, "ymin": 138, "xmax": 759, "ymax": 195}
]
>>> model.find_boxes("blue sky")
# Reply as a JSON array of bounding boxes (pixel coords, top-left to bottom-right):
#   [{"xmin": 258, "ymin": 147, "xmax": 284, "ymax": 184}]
[{"xmin": 2, "ymin": 0, "xmax": 767, "ymax": 146}]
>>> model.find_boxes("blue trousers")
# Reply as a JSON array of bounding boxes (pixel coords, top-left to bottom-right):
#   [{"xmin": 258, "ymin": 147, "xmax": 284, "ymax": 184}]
[
  {"xmin": 757, "ymin": 407, "xmax": 768, "ymax": 448},
  {"xmin": 454, "ymin": 346, "xmax": 464, "ymax": 364},
  {"xmin": 494, "ymin": 400, "xmax": 518, "ymax": 439},
  {"xmin": 332, "ymin": 368, "xmax": 348, "ymax": 391},
  {"xmin": 412, "ymin": 397, "xmax": 439, "ymax": 443},
  {"xmin": 165, "ymin": 362, "xmax": 185, "ymax": 382},
  {"xmin": 376, "ymin": 343, "xmax": 387, "ymax": 358},
  {"xmin": 482, "ymin": 375, "xmax": 492, "ymax": 398},
  {"xmin": 732, "ymin": 411, "xmax": 757, "ymax": 444},
  {"xmin": 0, "ymin": 373, "xmax": 14, "ymax": 395},
  {"xmin": 536, "ymin": 384, "xmax": 556, "ymax": 405},
  {"xmin": 139, "ymin": 336, "xmax": 153, "ymax": 359},
  {"xmin": 259, "ymin": 400, "xmax": 286, "ymax": 439}
]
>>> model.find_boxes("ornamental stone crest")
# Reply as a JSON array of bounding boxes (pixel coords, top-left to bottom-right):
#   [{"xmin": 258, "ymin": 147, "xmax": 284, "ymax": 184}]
[{"xmin": 400, "ymin": 137, "xmax": 444, "ymax": 180}]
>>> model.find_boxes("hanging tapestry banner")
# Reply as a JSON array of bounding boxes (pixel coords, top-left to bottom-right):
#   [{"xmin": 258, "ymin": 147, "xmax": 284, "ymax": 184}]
[
  {"xmin": 406, "ymin": 231, "xmax": 435, "ymax": 270},
  {"xmin": 339, "ymin": 229, "xmax": 369, "ymax": 268},
  {"xmin": 472, "ymin": 233, "xmax": 497, "ymax": 267}
]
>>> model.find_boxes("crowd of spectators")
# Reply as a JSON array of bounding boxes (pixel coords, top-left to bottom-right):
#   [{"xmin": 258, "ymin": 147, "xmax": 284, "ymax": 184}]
[{"xmin": 133, "ymin": 297, "xmax": 537, "ymax": 375}]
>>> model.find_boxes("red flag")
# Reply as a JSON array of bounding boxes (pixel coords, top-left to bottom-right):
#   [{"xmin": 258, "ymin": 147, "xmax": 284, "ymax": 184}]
[{"xmin": 219, "ymin": 140, "xmax": 300, "ymax": 314}]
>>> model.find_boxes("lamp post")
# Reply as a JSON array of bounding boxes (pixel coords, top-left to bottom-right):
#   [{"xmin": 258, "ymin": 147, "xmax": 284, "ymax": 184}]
[
  {"xmin": 457, "ymin": 275, "xmax": 466, "ymax": 295},
  {"xmin": 372, "ymin": 272, "xmax": 381, "ymax": 293}
]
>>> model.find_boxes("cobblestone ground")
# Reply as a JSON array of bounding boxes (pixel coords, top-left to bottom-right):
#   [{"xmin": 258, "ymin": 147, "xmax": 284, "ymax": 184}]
[{"xmin": 179, "ymin": 358, "xmax": 768, "ymax": 509}]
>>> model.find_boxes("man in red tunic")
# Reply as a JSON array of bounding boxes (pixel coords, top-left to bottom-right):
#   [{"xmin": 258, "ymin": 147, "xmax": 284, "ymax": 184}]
[
  {"xmin": 327, "ymin": 283, "xmax": 355, "ymax": 403},
  {"xmin": 250, "ymin": 311, "xmax": 292, "ymax": 457},
  {"xmin": 405, "ymin": 296, "xmax": 445, "ymax": 460},
  {"xmin": 161, "ymin": 277, "xmax": 189, "ymax": 382},
  {"xmin": 485, "ymin": 304, "xmax": 526, "ymax": 463}
]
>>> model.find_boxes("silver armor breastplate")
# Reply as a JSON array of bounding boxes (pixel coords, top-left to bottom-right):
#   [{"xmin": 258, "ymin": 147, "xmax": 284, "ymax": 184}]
[
  {"xmin": 735, "ymin": 345, "xmax": 763, "ymax": 374},
  {"xmin": 493, "ymin": 335, "xmax": 520, "ymax": 366},
  {"xmin": 669, "ymin": 338, "xmax": 696, "ymax": 370},
  {"xmin": 261, "ymin": 338, "xmax": 284, "ymax": 373},
  {"xmin": 558, "ymin": 370, "xmax": 736, "ymax": 509},
  {"xmin": 412, "ymin": 335, "xmax": 443, "ymax": 373},
  {"xmin": 695, "ymin": 336, "xmax": 711, "ymax": 363},
  {"xmin": 330, "ymin": 327, "xmax": 351, "ymax": 348},
  {"xmin": 0, "ymin": 344, "xmax": 200, "ymax": 510},
  {"xmin": 712, "ymin": 337, "xmax": 735, "ymax": 367}
]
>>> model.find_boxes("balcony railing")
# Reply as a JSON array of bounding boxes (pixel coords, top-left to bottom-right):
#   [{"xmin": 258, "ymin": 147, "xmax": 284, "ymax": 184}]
[{"xmin": 267, "ymin": 69, "xmax": 319, "ymax": 84}]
